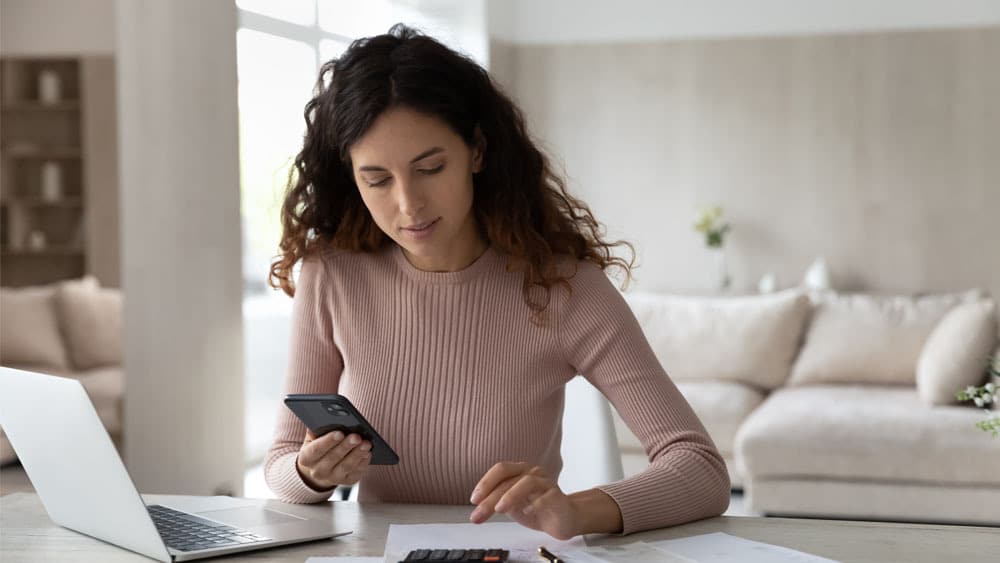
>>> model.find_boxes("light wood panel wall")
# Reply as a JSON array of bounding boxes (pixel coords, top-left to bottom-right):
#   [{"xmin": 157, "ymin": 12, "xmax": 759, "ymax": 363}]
[{"xmin": 493, "ymin": 27, "xmax": 1000, "ymax": 298}]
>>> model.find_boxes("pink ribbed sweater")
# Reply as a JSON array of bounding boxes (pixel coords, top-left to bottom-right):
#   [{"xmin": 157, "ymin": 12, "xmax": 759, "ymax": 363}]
[{"xmin": 264, "ymin": 245, "xmax": 730, "ymax": 534}]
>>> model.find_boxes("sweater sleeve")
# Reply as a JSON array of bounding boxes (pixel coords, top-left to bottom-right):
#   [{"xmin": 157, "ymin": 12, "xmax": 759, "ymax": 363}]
[
  {"xmin": 557, "ymin": 262, "xmax": 730, "ymax": 534},
  {"xmin": 263, "ymin": 255, "xmax": 345, "ymax": 504}
]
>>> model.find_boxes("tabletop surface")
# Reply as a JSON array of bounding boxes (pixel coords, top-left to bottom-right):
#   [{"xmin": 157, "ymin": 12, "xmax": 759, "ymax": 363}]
[{"xmin": 1, "ymin": 493, "xmax": 998, "ymax": 562}]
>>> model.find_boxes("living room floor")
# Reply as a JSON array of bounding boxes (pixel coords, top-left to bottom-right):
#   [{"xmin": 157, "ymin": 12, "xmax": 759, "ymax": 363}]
[{"xmin": 0, "ymin": 461, "xmax": 753, "ymax": 516}]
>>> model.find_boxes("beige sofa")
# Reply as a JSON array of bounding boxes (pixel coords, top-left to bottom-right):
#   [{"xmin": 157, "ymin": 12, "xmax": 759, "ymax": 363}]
[
  {"xmin": 623, "ymin": 288, "xmax": 1000, "ymax": 525},
  {"xmin": 0, "ymin": 277, "xmax": 123, "ymax": 465}
]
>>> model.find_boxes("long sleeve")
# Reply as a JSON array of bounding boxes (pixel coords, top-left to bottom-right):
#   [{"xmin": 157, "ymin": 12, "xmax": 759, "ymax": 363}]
[
  {"xmin": 263, "ymin": 255, "xmax": 345, "ymax": 503},
  {"xmin": 557, "ymin": 262, "xmax": 731, "ymax": 533},
  {"xmin": 261, "ymin": 245, "xmax": 728, "ymax": 521}
]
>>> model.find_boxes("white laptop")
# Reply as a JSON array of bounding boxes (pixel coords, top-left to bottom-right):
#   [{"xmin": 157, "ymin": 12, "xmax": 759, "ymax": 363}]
[{"xmin": 0, "ymin": 367, "xmax": 350, "ymax": 561}]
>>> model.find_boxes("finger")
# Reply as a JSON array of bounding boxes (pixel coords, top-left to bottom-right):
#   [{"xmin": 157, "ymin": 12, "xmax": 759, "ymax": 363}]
[
  {"xmin": 471, "ymin": 462, "xmax": 531, "ymax": 504},
  {"xmin": 495, "ymin": 474, "xmax": 552, "ymax": 514},
  {"xmin": 313, "ymin": 433, "xmax": 364, "ymax": 477},
  {"xmin": 299, "ymin": 430, "xmax": 345, "ymax": 467},
  {"xmin": 470, "ymin": 475, "xmax": 519, "ymax": 524},
  {"xmin": 520, "ymin": 492, "xmax": 544, "ymax": 515},
  {"xmin": 331, "ymin": 440, "xmax": 372, "ymax": 481},
  {"xmin": 341, "ymin": 452, "xmax": 372, "ymax": 486}
]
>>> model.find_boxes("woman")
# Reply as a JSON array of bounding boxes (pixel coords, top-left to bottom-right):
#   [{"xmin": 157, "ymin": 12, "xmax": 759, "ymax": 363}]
[{"xmin": 265, "ymin": 24, "xmax": 729, "ymax": 539}]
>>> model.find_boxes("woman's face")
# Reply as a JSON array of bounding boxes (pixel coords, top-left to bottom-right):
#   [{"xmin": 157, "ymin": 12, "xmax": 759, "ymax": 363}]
[{"xmin": 349, "ymin": 106, "xmax": 486, "ymax": 272}]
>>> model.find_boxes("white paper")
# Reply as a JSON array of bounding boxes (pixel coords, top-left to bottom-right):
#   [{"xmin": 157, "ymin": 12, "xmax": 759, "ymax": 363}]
[
  {"xmin": 306, "ymin": 558, "xmax": 382, "ymax": 563},
  {"xmin": 384, "ymin": 522, "xmax": 586, "ymax": 563},
  {"xmin": 649, "ymin": 532, "xmax": 841, "ymax": 563},
  {"xmin": 564, "ymin": 541, "xmax": 696, "ymax": 562}
]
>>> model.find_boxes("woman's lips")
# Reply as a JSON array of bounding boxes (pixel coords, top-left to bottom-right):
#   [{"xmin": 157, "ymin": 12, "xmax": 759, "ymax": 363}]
[{"xmin": 401, "ymin": 218, "xmax": 440, "ymax": 239}]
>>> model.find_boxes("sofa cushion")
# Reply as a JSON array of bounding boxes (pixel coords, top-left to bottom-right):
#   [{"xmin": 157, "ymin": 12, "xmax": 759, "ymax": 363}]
[
  {"xmin": 675, "ymin": 380, "xmax": 765, "ymax": 456},
  {"xmin": 625, "ymin": 289, "xmax": 810, "ymax": 390},
  {"xmin": 736, "ymin": 385, "xmax": 1000, "ymax": 486},
  {"xmin": 57, "ymin": 282, "xmax": 123, "ymax": 370},
  {"xmin": 917, "ymin": 300, "xmax": 998, "ymax": 405},
  {"xmin": 788, "ymin": 290, "xmax": 981, "ymax": 386},
  {"xmin": 0, "ymin": 285, "xmax": 69, "ymax": 369}
]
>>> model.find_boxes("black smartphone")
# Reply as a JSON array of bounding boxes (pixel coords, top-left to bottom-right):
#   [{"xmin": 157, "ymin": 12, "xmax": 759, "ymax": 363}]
[{"xmin": 284, "ymin": 394, "xmax": 399, "ymax": 465}]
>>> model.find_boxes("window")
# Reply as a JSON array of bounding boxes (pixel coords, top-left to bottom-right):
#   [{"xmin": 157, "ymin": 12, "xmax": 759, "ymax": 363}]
[
  {"xmin": 236, "ymin": 0, "xmax": 357, "ymax": 474},
  {"xmin": 236, "ymin": 2, "xmax": 353, "ymax": 295},
  {"xmin": 235, "ymin": 0, "xmax": 488, "ymax": 492}
]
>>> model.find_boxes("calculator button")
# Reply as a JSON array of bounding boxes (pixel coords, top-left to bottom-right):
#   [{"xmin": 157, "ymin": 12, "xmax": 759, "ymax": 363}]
[
  {"xmin": 429, "ymin": 549, "xmax": 450, "ymax": 560},
  {"xmin": 446, "ymin": 549, "xmax": 466, "ymax": 560},
  {"xmin": 466, "ymin": 550, "xmax": 485, "ymax": 561},
  {"xmin": 405, "ymin": 550, "xmax": 431, "ymax": 561}
]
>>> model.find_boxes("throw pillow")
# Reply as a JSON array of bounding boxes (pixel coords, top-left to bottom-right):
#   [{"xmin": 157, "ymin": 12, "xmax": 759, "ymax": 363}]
[
  {"xmin": 57, "ymin": 280, "xmax": 123, "ymax": 370},
  {"xmin": 916, "ymin": 301, "xmax": 998, "ymax": 405},
  {"xmin": 789, "ymin": 290, "xmax": 982, "ymax": 386},
  {"xmin": 0, "ymin": 285, "xmax": 69, "ymax": 368},
  {"xmin": 625, "ymin": 289, "xmax": 810, "ymax": 390}
]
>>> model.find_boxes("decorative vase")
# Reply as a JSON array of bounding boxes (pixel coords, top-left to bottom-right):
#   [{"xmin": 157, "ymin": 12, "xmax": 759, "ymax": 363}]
[
  {"xmin": 758, "ymin": 272, "xmax": 777, "ymax": 294},
  {"xmin": 38, "ymin": 69, "xmax": 62, "ymax": 105},
  {"xmin": 27, "ymin": 230, "xmax": 47, "ymax": 251},
  {"xmin": 804, "ymin": 256, "xmax": 832, "ymax": 291},
  {"xmin": 40, "ymin": 161, "xmax": 63, "ymax": 202},
  {"xmin": 712, "ymin": 247, "xmax": 732, "ymax": 292}
]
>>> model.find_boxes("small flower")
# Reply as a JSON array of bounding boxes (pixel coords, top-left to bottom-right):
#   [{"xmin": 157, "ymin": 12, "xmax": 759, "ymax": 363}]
[
  {"xmin": 985, "ymin": 382, "xmax": 996, "ymax": 393},
  {"xmin": 983, "ymin": 394, "xmax": 994, "ymax": 404},
  {"xmin": 965, "ymin": 386, "xmax": 977, "ymax": 396},
  {"xmin": 974, "ymin": 397, "xmax": 985, "ymax": 407}
]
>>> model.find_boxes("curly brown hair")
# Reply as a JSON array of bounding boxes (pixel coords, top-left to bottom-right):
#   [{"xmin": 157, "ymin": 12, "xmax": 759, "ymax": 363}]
[{"xmin": 269, "ymin": 24, "xmax": 634, "ymax": 318}]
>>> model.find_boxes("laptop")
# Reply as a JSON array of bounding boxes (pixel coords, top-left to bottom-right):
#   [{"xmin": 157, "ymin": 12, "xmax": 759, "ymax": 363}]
[{"xmin": 0, "ymin": 367, "xmax": 351, "ymax": 561}]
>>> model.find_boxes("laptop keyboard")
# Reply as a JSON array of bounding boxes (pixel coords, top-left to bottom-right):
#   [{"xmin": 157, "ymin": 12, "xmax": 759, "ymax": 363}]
[{"xmin": 147, "ymin": 504, "xmax": 271, "ymax": 552}]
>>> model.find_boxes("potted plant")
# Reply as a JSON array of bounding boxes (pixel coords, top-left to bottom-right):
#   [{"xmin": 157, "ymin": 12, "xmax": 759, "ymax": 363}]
[
  {"xmin": 693, "ymin": 206, "xmax": 732, "ymax": 291},
  {"xmin": 956, "ymin": 352, "xmax": 1000, "ymax": 438}
]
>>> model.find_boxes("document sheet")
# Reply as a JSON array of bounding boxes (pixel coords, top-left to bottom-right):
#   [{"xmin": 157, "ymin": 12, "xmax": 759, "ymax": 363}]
[{"xmin": 649, "ymin": 532, "xmax": 841, "ymax": 563}]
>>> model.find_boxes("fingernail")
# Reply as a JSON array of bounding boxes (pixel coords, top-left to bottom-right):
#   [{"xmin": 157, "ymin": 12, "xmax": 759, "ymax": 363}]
[
  {"xmin": 470, "ymin": 508, "xmax": 482, "ymax": 522},
  {"xmin": 360, "ymin": 443, "xmax": 371, "ymax": 452},
  {"xmin": 470, "ymin": 487, "xmax": 481, "ymax": 504},
  {"xmin": 349, "ymin": 435, "xmax": 360, "ymax": 445},
  {"xmin": 332, "ymin": 431, "xmax": 344, "ymax": 441},
  {"xmin": 522, "ymin": 504, "xmax": 535, "ymax": 515}
]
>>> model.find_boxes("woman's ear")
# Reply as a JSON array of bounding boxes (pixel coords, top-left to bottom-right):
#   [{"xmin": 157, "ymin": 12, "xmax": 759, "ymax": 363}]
[{"xmin": 472, "ymin": 126, "xmax": 487, "ymax": 173}]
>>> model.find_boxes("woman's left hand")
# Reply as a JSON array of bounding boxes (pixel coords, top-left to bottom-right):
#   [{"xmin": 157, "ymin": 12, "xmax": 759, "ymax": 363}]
[{"xmin": 468, "ymin": 462, "xmax": 579, "ymax": 540}]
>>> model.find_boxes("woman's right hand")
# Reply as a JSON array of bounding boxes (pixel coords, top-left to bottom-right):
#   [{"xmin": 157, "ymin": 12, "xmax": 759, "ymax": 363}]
[{"xmin": 295, "ymin": 430, "xmax": 373, "ymax": 492}]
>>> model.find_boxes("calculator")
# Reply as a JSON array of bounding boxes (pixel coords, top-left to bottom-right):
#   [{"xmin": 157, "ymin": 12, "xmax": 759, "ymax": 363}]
[{"xmin": 401, "ymin": 548, "xmax": 509, "ymax": 562}]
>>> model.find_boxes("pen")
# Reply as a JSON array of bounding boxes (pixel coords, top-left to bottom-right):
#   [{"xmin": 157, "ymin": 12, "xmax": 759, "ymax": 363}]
[{"xmin": 538, "ymin": 546, "xmax": 563, "ymax": 563}]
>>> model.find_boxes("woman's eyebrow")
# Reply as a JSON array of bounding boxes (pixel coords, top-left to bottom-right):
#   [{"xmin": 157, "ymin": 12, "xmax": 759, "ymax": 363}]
[{"xmin": 358, "ymin": 147, "xmax": 445, "ymax": 172}]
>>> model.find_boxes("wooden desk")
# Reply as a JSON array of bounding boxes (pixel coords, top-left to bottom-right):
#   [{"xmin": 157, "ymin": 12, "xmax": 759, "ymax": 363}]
[{"xmin": 1, "ymin": 493, "xmax": 997, "ymax": 562}]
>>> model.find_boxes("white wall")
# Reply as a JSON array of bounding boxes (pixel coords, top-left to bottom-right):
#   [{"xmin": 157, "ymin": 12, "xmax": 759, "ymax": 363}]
[
  {"xmin": 490, "ymin": 0, "xmax": 1000, "ymax": 44},
  {"xmin": 0, "ymin": 0, "xmax": 115, "ymax": 55},
  {"xmin": 502, "ymin": 27, "xmax": 1000, "ymax": 299},
  {"xmin": 117, "ymin": 0, "xmax": 245, "ymax": 496}
]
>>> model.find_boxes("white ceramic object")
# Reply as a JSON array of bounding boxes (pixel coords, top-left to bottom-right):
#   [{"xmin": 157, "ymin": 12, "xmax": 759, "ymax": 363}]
[
  {"xmin": 27, "ymin": 230, "xmax": 47, "ymax": 251},
  {"xmin": 803, "ymin": 256, "xmax": 832, "ymax": 291},
  {"xmin": 40, "ymin": 161, "xmax": 63, "ymax": 202},
  {"xmin": 758, "ymin": 272, "xmax": 777, "ymax": 294},
  {"xmin": 37, "ymin": 69, "xmax": 62, "ymax": 104}
]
